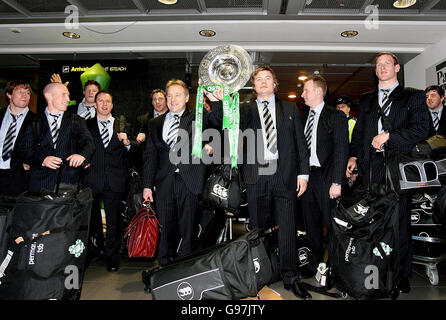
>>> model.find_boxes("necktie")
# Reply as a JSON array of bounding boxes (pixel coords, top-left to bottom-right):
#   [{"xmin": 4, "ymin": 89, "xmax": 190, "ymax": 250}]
[
  {"xmin": 100, "ymin": 120, "xmax": 110, "ymax": 148},
  {"xmin": 49, "ymin": 113, "xmax": 60, "ymax": 148},
  {"xmin": 381, "ymin": 89, "xmax": 391, "ymax": 115},
  {"xmin": 305, "ymin": 110, "xmax": 315, "ymax": 149},
  {"xmin": 433, "ymin": 111, "xmax": 439, "ymax": 132},
  {"xmin": 262, "ymin": 101, "xmax": 277, "ymax": 154},
  {"xmin": 2, "ymin": 114, "xmax": 19, "ymax": 161},
  {"xmin": 84, "ymin": 106, "xmax": 94, "ymax": 120},
  {"xmin": 166, "ymin": 115, "xmax": 180, "ymax": 149}
]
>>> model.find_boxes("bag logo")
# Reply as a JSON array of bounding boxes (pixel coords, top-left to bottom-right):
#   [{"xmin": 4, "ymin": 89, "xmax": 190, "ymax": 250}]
[
  {"xmin": 177, "ymin": 281, "xmax": 194, "ymax": 300},
  {"xmin": 354, "ymin": 203, "xmax": 369, "ymax": 216},
  {"xmin": 373, "ymin": 242, "xmax": 393, "ymax": 259},
  {"xmin": 411, "ymin": 212, "xmax": 421, "ymax": 224},
  {"xmin": 253, "ymin": 258, "xmax": 260, "ymax": 273},
  {"xmin": 68, "ymin": 239, "xmax": 85, "ymax": 258},
  {"xmin": 298, "ymin": 248, "xmax": 309, "ymax": 265},
  {"xmin": 211, "ymin": 184, "xmax": 228, "ymax": 200},
  {"xmin": 344, "ymin": 238, "xmax": 355, "ymax": 262}
]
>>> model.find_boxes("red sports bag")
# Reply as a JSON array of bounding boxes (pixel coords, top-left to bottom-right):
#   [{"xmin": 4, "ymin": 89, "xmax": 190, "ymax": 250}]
[{"xmin": 124, "ymin": 201, "xmax": 161, "ymax": 258}]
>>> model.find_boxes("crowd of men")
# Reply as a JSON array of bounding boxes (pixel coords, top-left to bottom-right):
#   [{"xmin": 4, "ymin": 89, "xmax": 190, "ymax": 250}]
[{"xmin": 0, "ymin": 51, "xmax": 444, "ymax": 299}]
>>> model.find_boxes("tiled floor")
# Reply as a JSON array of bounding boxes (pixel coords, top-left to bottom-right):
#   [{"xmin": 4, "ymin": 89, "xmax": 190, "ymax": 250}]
[{"xmin": 80, "ymin": 230, "xmax": 446, "ymax": 301}]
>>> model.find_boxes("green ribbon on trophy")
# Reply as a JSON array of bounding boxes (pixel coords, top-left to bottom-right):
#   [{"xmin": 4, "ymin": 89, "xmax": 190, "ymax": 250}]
[{"xmin": 192, "ymin": 84, "xmax": 240, "ymax": 169}]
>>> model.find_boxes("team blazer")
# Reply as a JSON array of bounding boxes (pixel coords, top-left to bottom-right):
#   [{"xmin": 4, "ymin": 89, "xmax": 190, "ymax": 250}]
[
  {"xmin": 428, "ymin": 109, "xmax": 446, "ymax": 137},
  {"xmin": 350, "ymin": 85, "xmax": 430, "ymax": 179},
  {"xmin": 302, "ymin": 104, "xmax": 349, "ymax": 185},
  {"xmin": 83, "ymin": 116, "xmax": 129, "ymax": 194},
  {"xmin": 0, "ymin": 108, "xmax": 36, "ymax": 192},
  {"xmin": 143, "ymin": 107, "xmax": 220, "ymax": 197},
  {"xmin": 17, "ymin": 111, "xmax": 95, "ymax": 192}
]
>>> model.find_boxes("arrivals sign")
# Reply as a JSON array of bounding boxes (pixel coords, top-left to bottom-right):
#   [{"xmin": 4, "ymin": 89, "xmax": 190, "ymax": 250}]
[{"xmin": 426, "ymin": 58, "xmax": 446, "ymax": 90}]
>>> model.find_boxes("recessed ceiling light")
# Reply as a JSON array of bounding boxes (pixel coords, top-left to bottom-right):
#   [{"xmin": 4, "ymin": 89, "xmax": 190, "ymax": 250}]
[
  {"xmin": 313, "ymin": 70, "xmax": 320, "ymax": 75},
  {"xmin": 288, "ymin": 94, "xmax": 297, "ymax": 99},
  {"xmin": 10, "ymin": 28, "xmax": 21, "ymax": 33},
  {"xmin": 297, "ymin": 83, "xmax": 302, "ymax": 88},
  {"xmin": 341, "ymin": 30, "xmax": 359, "ymax": 38},
  {"xmin": 298, "ymin": 75, "xmax": 308, "ymax": 81},
  {"xmin": 393, "ymin": 0, "xmax": 416, "ymax": 8},
  {"xmin": 199, "ymin": 29, "xmax": 216, "ymax": 37},
  {"xmin": 63, "ymin": 31, "xmax": 80, "ymax": 39},
  {"xmin": 158, "ymin": 0, "xmax": 177, "ymax": 5}
]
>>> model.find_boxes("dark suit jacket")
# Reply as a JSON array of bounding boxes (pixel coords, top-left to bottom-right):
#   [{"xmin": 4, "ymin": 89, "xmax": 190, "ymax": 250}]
[
  {"xmin": 17, "ymin": 111, "xmax": 95, "ymax": 192},
  {"xmin": 137, "ymin": 110, "xmax": 154, "ymax": 135},
  {"xmin": 302, "ymin": 104, "xmax": 349, "ymax": 185},
  {"xmin": 350, "ymin": 85, "xmax": 430, "ymax": 184},
  {"xmin": 83, "ymin": 116, "xmax": 129, "ymax": 194},
  {"xmin": 428, "ymin": 109, "xmax": 446, "ymax": 137},
  {"xmin": 143, "ymin": 107, "xmax": 219, "ymax": 197},
  {"xmin": 0, "ymin": 108, "xmax": 36, "ymax": 193},
  {"xmin": 211, "ymin": 95, "xmax": 309, "ymax": 192}
]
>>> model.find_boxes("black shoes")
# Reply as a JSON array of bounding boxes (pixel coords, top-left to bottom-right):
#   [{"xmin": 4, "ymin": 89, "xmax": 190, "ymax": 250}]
[
  {"xmin": 284, "ymin": 281, "xmax": 312, "ymax": 300},
  {"xmin": 106, "ymin": 257, "xmax": 120, "ymax": 272},
  {"xmin": 398, "ymin": 277, "xmax": 411, "ymax": 294},
  {"xmin": 300, "ymin": 266, "xmax": 317, "ymax": 279}
]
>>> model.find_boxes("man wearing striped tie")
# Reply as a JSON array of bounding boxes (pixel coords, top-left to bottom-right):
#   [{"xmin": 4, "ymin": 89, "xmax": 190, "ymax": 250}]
[
  {"xmin": 70, "ymin": 80, "xmax": 101, "ymax": 120},
  {"xmin": 347, "ymin": 52, "xmax": 430, "ymax": 294},
  {"xmin": 142, "ymin": 79, "xmax": 220, "ymax": 266},
  {"xmin": 17, "ymin": 82, "xmax": 95, "ymax": 193},
  {"xmin": 83, "ymin": 91, "xmax": 130, "ymax": 272},
  {"xmin": 0, "ymin": 80, "xmax": 35, "ymax": 196},
  {"xmin": 425, "ymin": 85, "xmax": 446, "ymax": 136},
  {"xmin": 300, "ymin": 76, "xmax": 349, "ymax": 279},
  {"xmin": 207, "ymin": 66, "xmax": 312, "ymax": 299}
]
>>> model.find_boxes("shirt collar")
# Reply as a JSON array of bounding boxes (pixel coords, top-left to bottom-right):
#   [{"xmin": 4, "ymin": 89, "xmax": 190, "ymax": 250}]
[
  {"xmin": 256, "ymin": 95, "xmax": 275, "ymax": 108},
  {"xmin": 431, "ymin": 106, "xmax": 443, "ymax": 116},
  {"xmin": 378, "ymin": 81, "xmax": 399, "ymax": 94},
  {"xmin": 7, "ymin": 105, "xmax": 29, "ymax": 118},
  {"xmin": 311, "ymin": 101, "xmax": 325, "ymax": 114},
  {"xmin": 45, "ymin": 107, "xmax": 63, "ymax": 117}
]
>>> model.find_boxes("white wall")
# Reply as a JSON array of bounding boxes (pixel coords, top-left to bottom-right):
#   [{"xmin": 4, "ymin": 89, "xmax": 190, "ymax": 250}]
[{"xmin": 405, "ymin": 36, "xmax": 446, "ymax": 90}]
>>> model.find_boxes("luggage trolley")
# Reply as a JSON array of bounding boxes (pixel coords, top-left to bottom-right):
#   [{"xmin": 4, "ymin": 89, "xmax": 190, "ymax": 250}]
[{"xmin": 410, "ymin": 193, "xmax": 446, "ymax": 285}]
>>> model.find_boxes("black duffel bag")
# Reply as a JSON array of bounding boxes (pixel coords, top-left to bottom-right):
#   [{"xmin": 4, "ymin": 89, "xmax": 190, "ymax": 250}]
[
  {"xmin": 0, "ymin": 165, "xmax": 93, "ymax": 300},
  {"xmin": 202, "ymin": 165, "xmax": 246, "ymax": 214},
  {"xmin": 147, "ymin": 228, "xmax": 277, "ymax": 300},
  {"xmin": 329, "ymin": 187, "xmax": 401, "ymax": 300},
  {"xmin": 433, "ymin": 184, "xmax": 446, "ymax": 226}
]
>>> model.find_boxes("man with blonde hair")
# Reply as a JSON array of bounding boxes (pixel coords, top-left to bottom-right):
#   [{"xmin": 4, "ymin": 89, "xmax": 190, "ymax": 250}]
[{"xmin": 142, "ymin": 79, "xmax": 219, "ymax": 265}]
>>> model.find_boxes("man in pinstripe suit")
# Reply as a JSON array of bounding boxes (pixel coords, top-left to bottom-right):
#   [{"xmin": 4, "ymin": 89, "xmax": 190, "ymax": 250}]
[
  {"xmin": 142, "ymin": 79, "xmax": 220, "ymax": 266},
  {"xmin": 17, "ymin": 82, "xmax": 94, "ymax": 193},
  {"xmin": 0, "ymin": 80, "xmax": 35, "ymax": 196},
  {"xmin": 347, "ymin": 52, "xmax": 430, "ymax": 294},
  {"xmin": 300, "ymin": 76, "xmax": 349, "ymax": 276},
  {"xmin": 84, "ymin": 91, "xmax": 130, "ymax": 272},
  {"xmin": 208, "ymin": 66, "xmax": 311, "ymax": 299}
]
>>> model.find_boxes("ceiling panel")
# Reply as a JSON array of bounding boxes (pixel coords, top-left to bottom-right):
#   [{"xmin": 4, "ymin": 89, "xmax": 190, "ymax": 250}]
[
  {"xmin": 82, "ymin": 0, "xmax": 137, "ymax": 11},
  {"xmin": 15, "ymin": 0, "xmax": 70, "ymax": 12}
]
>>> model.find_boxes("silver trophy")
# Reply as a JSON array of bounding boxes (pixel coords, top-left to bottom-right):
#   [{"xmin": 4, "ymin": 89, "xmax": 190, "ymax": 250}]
[{"xmin": 199, "ymin": 44, "xmax": 253, "ymax": 93}]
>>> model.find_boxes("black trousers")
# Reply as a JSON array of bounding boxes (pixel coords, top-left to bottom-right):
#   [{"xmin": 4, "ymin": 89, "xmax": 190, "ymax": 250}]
[
  {"xmin": 370, "ymin": 152, "xmax": 413, "ymax": 278},
  {"xmin": 301, "ymin": 167, "xmax": 335, "ymax": 272},
  {"xmin": 246, "ymin": 170, "xmax": 299, "ymax": 285},
  {"xmin": 0, "ymin": 168, "xmax": 27, "ymax": 197},
  {"xmin": 155, "ymin": 174, "xmax": 199, "ymax": 266},
  {"xmin": 90, "ymin": 189, "xmax": 122, "ymax": 261}
]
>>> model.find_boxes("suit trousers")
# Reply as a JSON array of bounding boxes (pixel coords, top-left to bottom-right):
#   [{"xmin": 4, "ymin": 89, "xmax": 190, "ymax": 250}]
[
  {"xmin": 90, "ymin": 189, "xmax": 122, "ymax": 261},
  {"xmin": 155, "ymin": 174, "xmax": 199, "ymax": 266},
  {"xmin": 301, "ymin": 167, "xmax": 335, "ymax": 272},
  {"xmin": 370, "ymin": 151, "xmax": 413, "ymax": 278},
  {"xmin": 0, "ymin": 168, "xmax": 27, "ymax": 197},
  {"xmin": 246, "ymin": 169, "xmax": 299, "ymax": 285}
]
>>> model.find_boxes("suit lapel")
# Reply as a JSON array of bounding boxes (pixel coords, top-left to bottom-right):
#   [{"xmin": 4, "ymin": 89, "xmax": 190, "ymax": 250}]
[
  {"xmin": 55, "ymin": 112, "xmax": 71, "ymax": 150},
  {"xmin": 157, "ymin": 113, "xmax": 170, "ymax": 151},
  {"xmin": 274, "ymin": 95, "xmax": 283, "ymax": 132}
]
